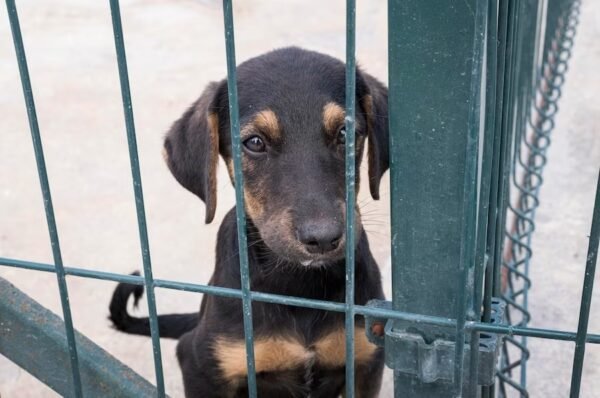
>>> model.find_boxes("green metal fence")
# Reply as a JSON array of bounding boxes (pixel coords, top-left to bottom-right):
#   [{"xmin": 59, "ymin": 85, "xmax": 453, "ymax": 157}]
[
  {"xmin": 1, "ymin": 0, "xmax": 598, "ymax": 397},
  {"xmin": 497, "ymin": 0, "xmax": 585, "ymax": 396}
]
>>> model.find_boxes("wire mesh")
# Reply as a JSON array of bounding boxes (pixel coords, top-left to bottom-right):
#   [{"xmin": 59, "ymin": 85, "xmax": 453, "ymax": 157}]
[{"xmin": 497, "ymin": 0, "xmax": 583, "ymax": 396}]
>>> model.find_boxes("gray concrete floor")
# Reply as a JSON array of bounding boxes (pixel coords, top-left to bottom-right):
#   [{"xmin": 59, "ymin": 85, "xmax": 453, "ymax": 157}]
[{"xmin": 0, "ymin": 1, "xmax": 598, "ymax": 397}]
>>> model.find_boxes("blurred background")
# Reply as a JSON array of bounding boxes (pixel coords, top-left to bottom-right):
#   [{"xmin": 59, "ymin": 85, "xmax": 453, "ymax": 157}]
[{"xmin": 0, "ymin": 1, "xmax": 598, "ymax": 397}]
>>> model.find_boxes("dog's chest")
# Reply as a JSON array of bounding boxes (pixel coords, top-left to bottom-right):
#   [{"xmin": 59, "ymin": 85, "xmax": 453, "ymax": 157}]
[{"xmin": 213, "ymin": 326, "xmax": 377, "ymax": 383}]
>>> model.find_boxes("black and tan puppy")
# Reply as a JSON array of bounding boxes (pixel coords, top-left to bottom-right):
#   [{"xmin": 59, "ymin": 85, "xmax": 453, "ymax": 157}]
[{"xmin": 109, "ymin": 47, "xmax": 389, "ymax": 398}]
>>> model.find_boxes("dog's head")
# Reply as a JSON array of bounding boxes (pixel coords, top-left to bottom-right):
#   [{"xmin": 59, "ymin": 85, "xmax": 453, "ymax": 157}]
[{"xmin": 164, "ymin": 47, "xmax": 388, "ymax": 266}]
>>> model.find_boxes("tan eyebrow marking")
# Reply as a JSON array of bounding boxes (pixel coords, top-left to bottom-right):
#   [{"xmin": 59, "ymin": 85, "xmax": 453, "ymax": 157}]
[
  {"xmin": 322, "ymin": 102, "xmax": 346, "ymax": 135},
  {"xmin": 241, "ymin": 108, "xmax": 280, "ymax": 141}
]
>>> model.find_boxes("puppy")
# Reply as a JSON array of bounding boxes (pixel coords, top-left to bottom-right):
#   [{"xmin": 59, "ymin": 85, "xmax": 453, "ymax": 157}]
[{"xmin": 110, "ymin": 47, "xmax": 389, "ymax": 398}]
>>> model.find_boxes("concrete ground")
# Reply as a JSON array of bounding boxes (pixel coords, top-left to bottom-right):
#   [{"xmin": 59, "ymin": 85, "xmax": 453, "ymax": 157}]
[{"xmin": 0, "ymin": 1, "xmax": 598, "ymax": 397}]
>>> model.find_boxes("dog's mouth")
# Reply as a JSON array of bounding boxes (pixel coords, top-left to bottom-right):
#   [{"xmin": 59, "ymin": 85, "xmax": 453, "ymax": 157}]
[
  {"xmin": 251, "ymin": 208, "xmax": 362, "ymax": 268},
  {"xmin": 300, "ymin": 259, "xmax": 335, "ymax": 267},
  {"xmin": 296, "ymin": 244, "xmax": 346, "ymax": 267},
  {"xmin": 271, "ymin": 233, "xmax": 353, "ymax": 268},
  {"xmin": 255, "ymin": 231, "xmax": 348, "ymax": 268}
]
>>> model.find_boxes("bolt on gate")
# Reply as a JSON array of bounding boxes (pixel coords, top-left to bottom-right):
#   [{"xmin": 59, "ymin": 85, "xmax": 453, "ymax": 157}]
[{"xmin": 1, "ymin": 0, "xmax": 598, "ymax": 397}]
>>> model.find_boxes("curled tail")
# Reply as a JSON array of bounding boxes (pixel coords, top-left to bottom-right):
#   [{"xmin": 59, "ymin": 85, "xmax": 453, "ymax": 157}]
[{"xmin": 109, "ymin": 272, "xmax": 199, "ymax": 339}]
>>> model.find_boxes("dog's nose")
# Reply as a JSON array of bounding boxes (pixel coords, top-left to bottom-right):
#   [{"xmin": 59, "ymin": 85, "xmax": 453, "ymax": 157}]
[{"xmin": 297, "ymin": 221, "xmax": 343, "ymax": 254}]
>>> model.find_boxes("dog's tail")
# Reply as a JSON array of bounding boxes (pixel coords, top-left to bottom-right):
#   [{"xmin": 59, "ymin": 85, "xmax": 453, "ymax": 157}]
[{"xmin": 109, "ymin": 272, "xmax": 199, "ymax": 339}]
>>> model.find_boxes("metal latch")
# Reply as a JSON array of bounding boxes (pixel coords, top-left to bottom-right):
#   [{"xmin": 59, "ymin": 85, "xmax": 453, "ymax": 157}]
[{"xmin": 364, "ymin": 298, "xmax": 505, "ymax": 386}]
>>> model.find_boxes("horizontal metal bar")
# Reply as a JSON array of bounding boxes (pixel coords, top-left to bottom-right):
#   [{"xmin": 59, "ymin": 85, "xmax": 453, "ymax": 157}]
[
  {"xmin": 2, "ymin": 257, "xmax": 599, "ymax": 344},
  {"xmin": 467, "ymin": 322, "xmax": 600, "ymax": 344},
  {"xmin": 0, "ymin": 258, "xmax": 142, "ymax": 284}
]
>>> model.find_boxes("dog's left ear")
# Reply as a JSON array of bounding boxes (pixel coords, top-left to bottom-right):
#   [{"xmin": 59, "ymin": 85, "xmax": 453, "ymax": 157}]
[
  {"xmin": 359, "ymin": 71, "xmax": 389, "ymax": 200},
  {"xmin": 163, "ymin": 81, "xmax": 226, "ymax": 224}
]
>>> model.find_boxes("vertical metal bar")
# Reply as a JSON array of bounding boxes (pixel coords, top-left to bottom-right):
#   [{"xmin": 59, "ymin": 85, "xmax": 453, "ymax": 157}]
[
  {"xmin": 108, "ymin": 1, "xmax": 165, "ymax": 395},
  {"xmin": 473, "ymin": 0, "xmax": 500, "ymax": 330},
  {"xmin": 4, "ymin": 2, "xmax": 83, "ymax": 396},
  {"xmin": 454, "ymin": 0, "xmax": 487, "ymax": 395},
  {"xmin": 483, "ymin": 0, "xmax": 510, "ymax": 328},
  {"xmin": 344, "ymin": 0, "xmax": 357, "ymax": 397},
  {"xmin": 388, "ymin": 0, "xmax": 479, "ymax": 395},
  {"xmin": 569, "ymin": 171, "xmax": 600, "ymax": 398},
  {"xmin": 494, "ymin": 0, "xmax": 520, "ymax": 300},
  {"xmin": 221, "ymin": 1, "xmax": 257, "ymax": 397},
  {"xmin": 481, "ymin": 8, "xmax": 505, "ymax": 393},
  {"xmin": 470, "ymin": 2, "xmax": 500, "ymax": 396},
  {"xmin": 492, "ymin": 4, "xmax": 520, "ymax": 397}
]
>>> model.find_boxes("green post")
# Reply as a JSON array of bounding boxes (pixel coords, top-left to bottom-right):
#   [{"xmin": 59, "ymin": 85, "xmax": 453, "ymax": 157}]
[{"xmin": 388, "ymin": 0, "xmax": 485, "ymax": 396}]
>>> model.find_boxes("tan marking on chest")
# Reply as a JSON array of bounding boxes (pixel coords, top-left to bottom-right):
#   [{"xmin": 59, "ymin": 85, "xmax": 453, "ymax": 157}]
[
  {"xmin": 214, "ymin": 337, "xmax": 311, "ymax": 381},
  {"xmin": 313, "ymin": 327, "xmax": 378, "ymax": 368},
  {"xmin": 214, "ymin": 328, "xmax": 377, "ymax": 382}
]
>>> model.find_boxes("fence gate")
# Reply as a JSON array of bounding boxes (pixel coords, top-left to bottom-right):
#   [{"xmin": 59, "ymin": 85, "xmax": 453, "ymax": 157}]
[{"xmin": 1, "ymin": 0, "xmax": 598, "ymax": 397}]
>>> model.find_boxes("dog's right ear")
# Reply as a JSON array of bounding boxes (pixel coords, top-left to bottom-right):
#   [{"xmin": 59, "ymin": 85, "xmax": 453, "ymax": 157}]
[
  {"xmin": 358, "ymin": 71, "xmax": 389, "ymax": 200},
  {"xmin": 163, "ymin": 81, "xmax": 225, "ymax": 224}
]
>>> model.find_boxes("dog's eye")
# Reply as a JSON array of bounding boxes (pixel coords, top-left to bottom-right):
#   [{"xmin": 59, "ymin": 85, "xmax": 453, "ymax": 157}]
[
  {"xmin": 243, "ymin": 135, "xmax": 266, "ymax": 153},
  {"xmin": 337, "ymin": 126, "xmax": 346, "ymax": 145}
]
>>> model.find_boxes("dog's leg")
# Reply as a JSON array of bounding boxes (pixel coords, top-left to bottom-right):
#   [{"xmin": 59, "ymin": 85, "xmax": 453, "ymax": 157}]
[
  {"xmin": 311, "ymin": 350, "xmax": 384, "ymax": 398},
  {"xmin": 342, "ymin": 348, "xmax": 384, "ymax": 398},
  {"xmin": 177, "ymin": 329, "xmax": 230, "ymax": 398},
  {"xmin": 309, "ymin": 367, "xmax": 345, "ymax": 398},
  {"xmin": 352, "ymin": 348, "xmax": 385, "ymax": 398}
]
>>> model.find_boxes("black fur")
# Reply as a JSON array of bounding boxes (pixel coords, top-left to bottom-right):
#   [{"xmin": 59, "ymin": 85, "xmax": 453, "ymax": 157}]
[
  {"xmin": 108, "ymin": 272, "xmax": 199, "ymax": 339},
  {"xmin": 109, "ymin": 47, "xmax": 389, "ymax": 398}
]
